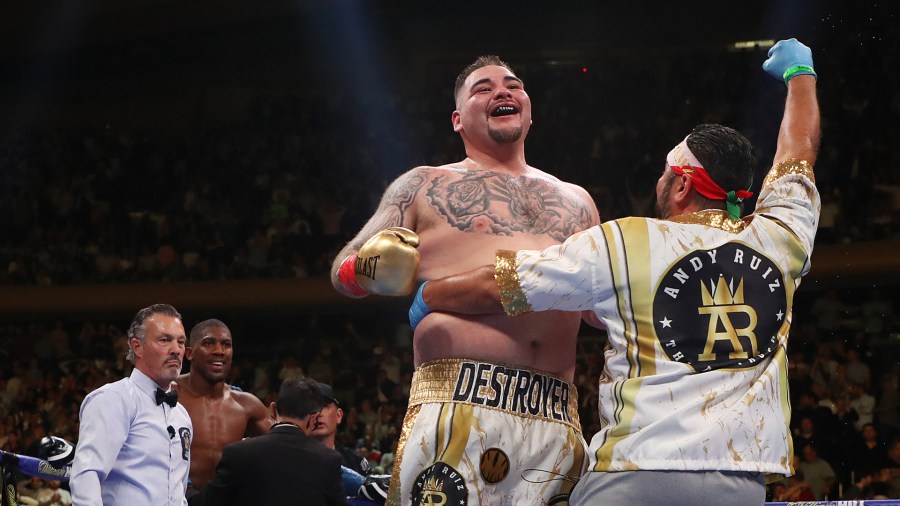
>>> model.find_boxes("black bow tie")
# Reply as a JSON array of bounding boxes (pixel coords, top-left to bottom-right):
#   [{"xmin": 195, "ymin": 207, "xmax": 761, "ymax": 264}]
[{"xmin": 156, "ymin": 388, "xmax": 178, "ymax": 407}]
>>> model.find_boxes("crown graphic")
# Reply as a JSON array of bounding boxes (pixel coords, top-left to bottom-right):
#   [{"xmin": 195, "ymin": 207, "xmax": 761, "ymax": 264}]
[
  {"xmin": 700, "ymin": 277, "xmax": 744, "ymax": 306},
  {"xmin": 423, "ymin": 476, "xmax": 444, "ymax": 492}
]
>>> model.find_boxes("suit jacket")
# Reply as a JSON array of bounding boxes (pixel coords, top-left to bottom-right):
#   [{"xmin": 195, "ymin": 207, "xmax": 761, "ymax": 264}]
[{"xmin": 198, "ymin": 423, "xmax": 347, "ymax": 506}]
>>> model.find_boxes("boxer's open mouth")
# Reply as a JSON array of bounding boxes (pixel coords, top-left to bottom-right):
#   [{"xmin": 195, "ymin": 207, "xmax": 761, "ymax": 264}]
[{"xmin": 491, "ymin": 105, "xmax": 517, "ymax": 117}]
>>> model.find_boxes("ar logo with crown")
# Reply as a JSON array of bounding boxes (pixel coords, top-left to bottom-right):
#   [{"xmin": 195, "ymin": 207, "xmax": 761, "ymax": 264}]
[
  {"xmin": 653, "ymin": 242, "xmax": 788, "ymax": 371},
  {"xmin": 411, "ymin": 461, "xmax": 467, "ymax": 505}
]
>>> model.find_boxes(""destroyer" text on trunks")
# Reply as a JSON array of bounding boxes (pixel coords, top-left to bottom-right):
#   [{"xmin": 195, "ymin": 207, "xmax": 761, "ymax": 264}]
[{"xmin": 451, "ymin": 361, "xmax": 571, "ymax": 423}]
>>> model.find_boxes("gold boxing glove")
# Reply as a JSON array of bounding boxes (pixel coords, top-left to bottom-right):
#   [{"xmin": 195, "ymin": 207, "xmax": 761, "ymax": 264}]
[{"xmin": 355, "ymin": 227, "xmax": 420, "ymax": 296}]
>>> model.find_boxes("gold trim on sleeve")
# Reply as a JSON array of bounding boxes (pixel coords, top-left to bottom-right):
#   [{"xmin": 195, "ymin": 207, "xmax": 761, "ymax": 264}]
[
  {"xmin": 762, "ymin": 158, "xmax": 815, "ymax": 189},
  {"xmin": 495, "ymin": 249, "xmax": 533, "ymax": 316}
]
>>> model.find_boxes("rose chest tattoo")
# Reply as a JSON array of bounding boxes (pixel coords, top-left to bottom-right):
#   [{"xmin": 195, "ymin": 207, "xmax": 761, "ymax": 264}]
[{"xmin": 426, "ymin": 171, "xmax": 592, "ymax": 241}]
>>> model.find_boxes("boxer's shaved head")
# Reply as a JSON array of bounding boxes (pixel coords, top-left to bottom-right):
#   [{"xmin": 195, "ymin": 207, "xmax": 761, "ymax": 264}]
[{"xmin": 190, "ymin": 318, "xmax": 229, "ymax": 345}]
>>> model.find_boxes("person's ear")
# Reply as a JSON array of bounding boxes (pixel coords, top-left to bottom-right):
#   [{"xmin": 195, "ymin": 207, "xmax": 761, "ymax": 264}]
[
  {"xmin": 131, "ymin": 337, "xmax": 143, "ymax": 359},
  {"xmin": 451, "ymin": 110, "xmax": 462, "ymax": 132},
  {"xmin": 673, "ymin": 174, "xmax": 693, "ymax": 205},
  {"xmin": 269, "ymin": 402, "xmax": 278, "ymax": 420}
]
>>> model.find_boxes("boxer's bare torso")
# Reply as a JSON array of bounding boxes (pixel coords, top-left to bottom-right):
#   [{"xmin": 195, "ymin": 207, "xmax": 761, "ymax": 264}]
[
  {"xmin": 351, "ymin": 161, "xmax": 598, "ymax": 381},
  {"xmin": 176, "ymin": 373, "xmax": 272, "ymax": 488}
]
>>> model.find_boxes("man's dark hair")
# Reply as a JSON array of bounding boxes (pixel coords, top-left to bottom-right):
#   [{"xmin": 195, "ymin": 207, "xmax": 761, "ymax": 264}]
[
  {"xmin": 686, "ymin": 124, "xmax": 757, "ymax": 206},
  {"xmin": 189, "ymin": 318, "xmax": 229, "ymax": 345},
  {"xmin": 126, "ymin": 303, "xmax": 181, "ymax": 364},
  {"xmin": 454, "ymin": 55, "xmax": 515, "ymax": 105},
  {"xmin": 276, "ymin": 377, "xmax": 324, "ymax": 420}
]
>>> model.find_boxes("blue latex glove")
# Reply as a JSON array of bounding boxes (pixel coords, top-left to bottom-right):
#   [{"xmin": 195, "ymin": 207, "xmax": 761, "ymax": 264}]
[
  {"xmin": 408, "ymin": 282, "xmax": 431, "ymax": 330},
  {"xmin": 762, "ymin": 38, "xmax": 816, "ymax": 85}
]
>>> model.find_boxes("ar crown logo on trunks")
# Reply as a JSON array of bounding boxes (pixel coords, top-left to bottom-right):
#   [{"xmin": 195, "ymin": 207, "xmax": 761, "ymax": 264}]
[
  {"xmin": 451, "ymin": 361, "xmax": 571, "ymax": 423},
  {"xmin": 412, "ymin": 462, "xmax": 467, "ymax": 506}
]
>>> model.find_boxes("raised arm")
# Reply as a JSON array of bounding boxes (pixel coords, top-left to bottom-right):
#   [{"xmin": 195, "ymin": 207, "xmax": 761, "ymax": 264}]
[
  {"xmin": 755, "ymin": 38, "xmax": 822, "ymax": 261},
  {"xmin": 762, "ymin": 38, "xmax": 821, "ymax": 166}
]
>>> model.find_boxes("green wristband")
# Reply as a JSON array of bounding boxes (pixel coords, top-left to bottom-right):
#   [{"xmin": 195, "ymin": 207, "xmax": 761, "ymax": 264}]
[{"xmin": 782, "ymin": 65, "xmax": 817, "ymax": 85}]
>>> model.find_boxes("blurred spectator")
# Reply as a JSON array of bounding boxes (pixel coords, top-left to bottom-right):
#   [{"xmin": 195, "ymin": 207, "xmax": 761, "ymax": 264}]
[
  {"xmin": 772, "ymin": 457, "xmax": 815, "ymax": 502},
  {"xmin": 810, "ymin": 344, "xmax": 841, "ymax": 397},
  {"xmin": 792, "ymin": 391, "xmax": 836, "ymax": 438},
  {"xmin": 844, "ymin": 347, "xmax": 871, "ymax": 391},
  {"xmin": 17, "ymin": 476, "xmax": 71, "ymax": 506},
  {"xmin": 848, "ymin": 382, "xmax": 877, "ymax": 432},
  {"xmin": 799, "ymin": 443, "xmax": 837, "ymax": 500},
  {"xmin": 793, "ymin": 417, "xmax": 822, "ymax": 457},
  {"xmin": 874, "ymin": 373, "xmax": 900, "ymax": 437},
  {"xmin": 887, "ymin": 440, "xmax": 900, "ymax": 498},
  {"xmin": 849, "ymin": 424, "xmax": 892, "ymax": 481}
]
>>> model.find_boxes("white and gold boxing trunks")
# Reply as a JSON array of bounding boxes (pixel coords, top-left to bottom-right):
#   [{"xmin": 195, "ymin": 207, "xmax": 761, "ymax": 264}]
[{"xmin": 387, "ymin": 359, "xmax": 588, "ymax": 506}]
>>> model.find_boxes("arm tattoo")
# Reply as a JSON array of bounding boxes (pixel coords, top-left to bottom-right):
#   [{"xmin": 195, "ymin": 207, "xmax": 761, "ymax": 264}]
[
  {"xmin": 427, "ymin": 171, "xmax": 593, "ymax": 241},
  {"xmin": 350, "ymin": 172, "xmax": 427, "ymax": 250}
]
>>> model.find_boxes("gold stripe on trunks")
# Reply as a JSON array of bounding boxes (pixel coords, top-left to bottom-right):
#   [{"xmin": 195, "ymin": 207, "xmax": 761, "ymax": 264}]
[
  {"xmin": 495, "ymin": 249, "xmax": 533, "ymax": 316},
  {"xmin": 387, "ymin": 404, "xmax": 420, "ymax": 506},
  {"xmin": 408, "ymin": 359, "xmax": 581, "ymax": 432},
  {"xmin": 442, "ymin": 404, "xmax": 475, "ymax": 468},
  {"xmin": 559, "ymin": 427, "xmax": 587, "ymax": 496}
]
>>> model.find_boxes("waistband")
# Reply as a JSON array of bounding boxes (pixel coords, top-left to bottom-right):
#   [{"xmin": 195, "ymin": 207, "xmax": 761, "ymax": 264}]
[{"xmin": 409, "ymin": 359, "xmax": 581, "ymax": 431}]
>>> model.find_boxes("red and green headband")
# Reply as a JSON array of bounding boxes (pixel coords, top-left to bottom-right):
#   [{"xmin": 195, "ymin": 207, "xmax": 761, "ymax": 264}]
[{"xmin": 666, "ymin": 137, "xmax": 753, "ymax": 221}]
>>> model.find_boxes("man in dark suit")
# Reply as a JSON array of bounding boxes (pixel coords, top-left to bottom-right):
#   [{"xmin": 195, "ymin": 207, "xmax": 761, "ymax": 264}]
[{"xmin": 197, "ymin": 377, "xmax": 347, "ymax": 506}]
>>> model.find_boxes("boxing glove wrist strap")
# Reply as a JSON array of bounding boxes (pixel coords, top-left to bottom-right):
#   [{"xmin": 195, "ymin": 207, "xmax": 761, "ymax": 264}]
[
  {"xmin": 782, "ymin": 64, "xmax": 816, "ymax": 85},
  {"xmin": 338, "ymin": 254, "xmax": 368, "ymax": 297}
]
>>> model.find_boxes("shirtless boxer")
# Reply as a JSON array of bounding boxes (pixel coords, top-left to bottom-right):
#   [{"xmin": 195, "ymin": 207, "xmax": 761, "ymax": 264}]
[
  {"xmin": 174, "ymin": 319, "xmax": 273, "ymax": 499},
  {"xmin": 332, "ymin": 55, "xmax": 601, "ymax": 505}
]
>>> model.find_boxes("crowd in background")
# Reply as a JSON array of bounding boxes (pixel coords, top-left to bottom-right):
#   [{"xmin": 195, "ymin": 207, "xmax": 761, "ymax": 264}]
[
  {"xmin": 0, "ymin": 284, "xmax": 898, "ymax": 501},
  {"xmin": 0, "ymin": 31, "xmax": 899, "ymax": 286},
  {"xmin": 0, "ymin": 16, "xmax": 899, "ymax": 504}
]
